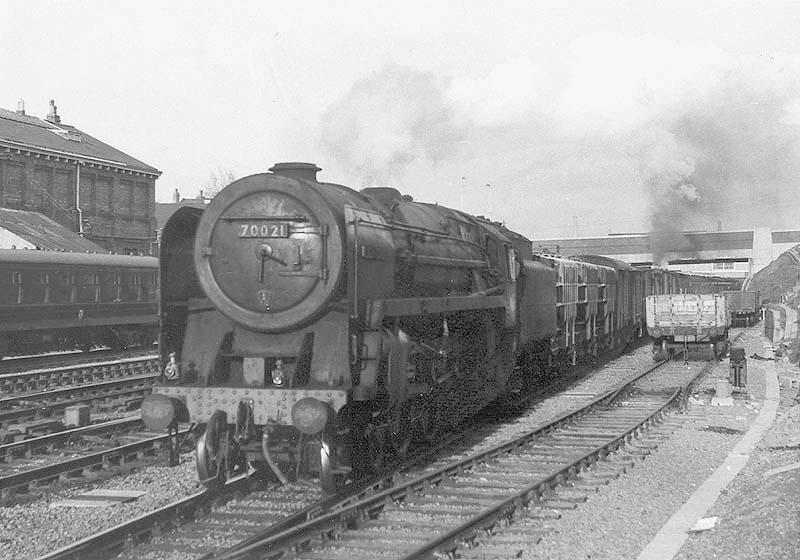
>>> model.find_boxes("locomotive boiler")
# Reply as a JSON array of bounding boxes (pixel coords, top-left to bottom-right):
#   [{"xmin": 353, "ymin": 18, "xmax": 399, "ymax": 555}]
[{"xmin": 141, "ymin": 163, "xmax": 541, "ymax": 489}]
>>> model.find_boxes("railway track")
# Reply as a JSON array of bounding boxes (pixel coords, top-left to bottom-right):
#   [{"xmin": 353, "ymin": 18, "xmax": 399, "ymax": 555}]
[
  {"xmin": 0, "ymin": 377, "xmax": 157, "ymax": 436},
  {"xmin": 0, "ymin": 352, "xmax": 159, "ymax": 397},
  {"xmin": 0, "ymin": 416, "xmax": 143, "ymax": 461},
  {"xmin": 34, "ymin": 349, "xmax": 715, "ymax": 560},
  {"xmin": 0, "ymin": 355, "xmax": 159, "ymax": 436},
  {"xmin": 0, "ymin": 426, "xmax": 192, "ymax": 500},
  {"xmin": 210, "ymin": 359, "xmax": 711, "ymax": 560}
]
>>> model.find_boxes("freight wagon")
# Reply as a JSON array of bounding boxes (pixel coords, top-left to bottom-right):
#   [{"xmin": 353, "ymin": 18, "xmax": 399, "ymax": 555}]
[
  {"xmin": 723, "ymin": 290, "xmax": 760, "ymax": 326},
  {"xmin": 646, "ymin": 293, "xmax": 731, "ymax": 360}
]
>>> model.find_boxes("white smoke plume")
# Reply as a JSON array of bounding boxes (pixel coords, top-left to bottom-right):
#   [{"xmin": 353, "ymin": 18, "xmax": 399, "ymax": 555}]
[
  {"xmin": 319, "ymin": 34, "xmax": 800, "ymax": 241},
  {"xmin": 319, "ymin": 65, "xmax": 467, "ymax": 186}
]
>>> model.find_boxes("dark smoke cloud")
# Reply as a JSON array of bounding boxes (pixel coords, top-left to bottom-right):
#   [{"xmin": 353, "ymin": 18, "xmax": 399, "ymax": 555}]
[
  {"xmin": 636, "ymin": 70, "xmax": 800, "ymax": 263},
  {"xmin": 319, "ymin": 65, "xmax": 467, "ymax": 186}
]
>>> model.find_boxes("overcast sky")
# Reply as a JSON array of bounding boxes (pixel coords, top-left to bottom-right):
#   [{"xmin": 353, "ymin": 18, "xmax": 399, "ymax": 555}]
[{"xmin": 3, "ymin": 1, "xmax": 800, "ymax": 239}]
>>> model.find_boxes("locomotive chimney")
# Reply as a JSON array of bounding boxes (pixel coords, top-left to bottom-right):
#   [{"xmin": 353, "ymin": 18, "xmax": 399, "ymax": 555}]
[{"xmin": 269, "ymin": 162, "xmax": 321, "ymax": 182}]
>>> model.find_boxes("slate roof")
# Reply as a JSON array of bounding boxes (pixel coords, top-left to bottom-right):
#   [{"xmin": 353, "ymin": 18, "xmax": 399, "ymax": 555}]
[
  {"xmin": 0, "ymin": 208, "xmax": 107, "ymax": 252},
  {"xmin": 0, "ymin": 107, "xmax": 160, "ymax": 176}
]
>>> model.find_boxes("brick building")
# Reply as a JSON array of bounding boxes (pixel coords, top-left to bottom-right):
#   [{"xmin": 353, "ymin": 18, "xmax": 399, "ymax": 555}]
[{"xmin": 0, "ymin": 100, "xmax": 161, "ymax": 254}]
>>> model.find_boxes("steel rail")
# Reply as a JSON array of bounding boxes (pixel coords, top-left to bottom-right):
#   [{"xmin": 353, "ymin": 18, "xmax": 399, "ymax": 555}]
[
  {"xmin": 0, "ymin": 416, "xmax": 143, "ymax": 458},
  {"xmin": 0, "ymin": 427, "xmax": 191, "ymax": 497},
  {"xmin": 0, "ymin": 376, "xmax": 157, "ymax": 428},
  {"xmin": 0, "ymin": 350, "xmax": 157, "ymax": 379},
  {"xmin": 35, "ymin": 444, "xmax": 449, "ymax": 560},
  {"xmin": 35, "ymin": 475, "xmax": 251, "ymax": 560},
  {"xmin": 1, "ymin": 372, "xmax": 158, "ymax": 406},
  {"xmin": 399, "ymin": 388, "xmax": 681, "ymax": 560},
  {"xmin": 209, "ymin": 359, "xmax": 673, "ymax": 560},
  {"xmin": 28, "ymin": 355, "xmax": 677, "ymax": 560},
  {"xmin": 0, "ymin": 356, "xmax": 159, "ymax": 400},
  {"xmin": 0, "ymin": 387, "xmax": 151, "ymax": 428}
]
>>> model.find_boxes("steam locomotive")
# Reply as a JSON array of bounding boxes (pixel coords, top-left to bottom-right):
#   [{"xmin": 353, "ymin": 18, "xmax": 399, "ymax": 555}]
[
  {"xmin": 141, "ymin": 163, "xmax": 739, "ymax": 490},
  {"xmin": 0, "ymin": 249, "xmax": 158, "ymax": 357}
]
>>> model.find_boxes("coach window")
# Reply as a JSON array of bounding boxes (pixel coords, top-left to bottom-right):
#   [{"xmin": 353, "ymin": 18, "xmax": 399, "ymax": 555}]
[
  {"xmin": 93, "ymin": 273, "xmax": 101, "ymax": 302},
  {"xmin": 114, "ymin": 273, "xmax": 122, "ymax": 301},
  {"xmin": 40, "ymin": 272, "xmax": 50, "ymax": 303},
  {"xmin": 64, "ymin": 273, "xmax": 77, "ymax": 303},
  {"xmin": 132, "ymin": 273, "xmax": 143, "ymax": 301},
  {"xmin": 12, "ymin": 271, "xmax": 23, "ymax": 304}
]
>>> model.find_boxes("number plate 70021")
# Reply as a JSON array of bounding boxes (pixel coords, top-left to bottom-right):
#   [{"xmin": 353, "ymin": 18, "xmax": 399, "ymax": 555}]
[{"xmin": 238, "ymin": 223, "xmax": 290, "ymax": 238}]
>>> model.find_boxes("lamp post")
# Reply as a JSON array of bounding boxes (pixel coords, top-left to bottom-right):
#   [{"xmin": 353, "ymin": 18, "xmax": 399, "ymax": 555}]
[
  {"xmin": 460, "ymin": 176, "xmax": 466, "ymax": 212},
  {"xmin": 486, "ymin": 183, "xmax": 492, "ymax": 220}
]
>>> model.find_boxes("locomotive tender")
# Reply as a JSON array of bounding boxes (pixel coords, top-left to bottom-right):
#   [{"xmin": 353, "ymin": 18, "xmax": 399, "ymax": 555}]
[
  {"xmin": 0, "ymin": 249, "xmax": 158, "ymax": 357},
  {"xmin": 141, "ymin": 162, "xmax": 739, "ymax": 489}
]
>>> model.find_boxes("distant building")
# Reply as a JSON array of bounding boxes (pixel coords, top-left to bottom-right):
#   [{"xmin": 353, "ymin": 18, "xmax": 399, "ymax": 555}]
[
  {"xmin": 532, "ymin": 228, "xmax": 800, "ymax": 279},
  {"xmin": 0, "ymin": 100, "xmax": 161, "ymax": 254},
  {"xmin": 154, "ymin": 188, "xmax": 211, "ymax": 250}
]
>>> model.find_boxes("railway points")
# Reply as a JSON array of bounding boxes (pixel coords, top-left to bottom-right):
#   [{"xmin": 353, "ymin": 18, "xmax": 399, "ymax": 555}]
[
  {"xmin": 0, "ymin": 354, "xmax": 159, "ymax": 438},
  {"xmin": 0, "ymin": 426, "xmax": 192, "ymax": 501},
  {"xmin": 22, "ymin": 345, "xmax": 706, "ymax": 560}
]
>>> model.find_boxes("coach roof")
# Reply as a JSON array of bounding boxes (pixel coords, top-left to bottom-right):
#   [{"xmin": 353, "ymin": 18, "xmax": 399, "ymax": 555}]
[{"xmin": 0, "ymin": 248, "xmax": 157, "ymax": 268}]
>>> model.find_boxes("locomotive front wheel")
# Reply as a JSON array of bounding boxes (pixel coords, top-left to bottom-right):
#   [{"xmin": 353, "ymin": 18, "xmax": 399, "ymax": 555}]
[{"xmin": 196, "ymin": 410, "xmax": 228, "ymax": 489}]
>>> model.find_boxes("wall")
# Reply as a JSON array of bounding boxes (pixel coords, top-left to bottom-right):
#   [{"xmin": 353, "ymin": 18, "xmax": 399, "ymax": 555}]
[{"xmin": 0, "ymin": 154, "xmax": 156, "ymax": 254}]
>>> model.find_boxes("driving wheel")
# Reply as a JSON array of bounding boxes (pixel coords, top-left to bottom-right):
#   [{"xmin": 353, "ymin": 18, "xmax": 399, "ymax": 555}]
[{"xmin": 196, "ymin": 410, "xmax": 228, "ymax": 489}]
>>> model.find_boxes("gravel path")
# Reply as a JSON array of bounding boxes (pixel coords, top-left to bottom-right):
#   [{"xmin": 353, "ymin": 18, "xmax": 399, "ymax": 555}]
[
  {"xmin": 0, "ymin": 454, "xmax": 202, "ymax": 560},
  {"xmin": 510, "ymin": 329, "xmax": 799, "ymax": 560},
  {"xmin": 673, "ymin": 352, "xmax": 800, "ymax": 560}
]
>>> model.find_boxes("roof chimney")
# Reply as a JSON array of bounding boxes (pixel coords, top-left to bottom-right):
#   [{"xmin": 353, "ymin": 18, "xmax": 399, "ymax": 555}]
[
  {"xmin": 46, "ymin": 99, "xmax": 61, "ymax": 124},
  {"xmin": 173, "ymin": 188, "xmax": 180, "ymax": 203},
  {"xmin": 269, "ymin": 162, "xmax": 321, "ymax": 182},
  {"xmin": 16, "ymin": 99, "xmax": 25, "ymax": 115}
]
